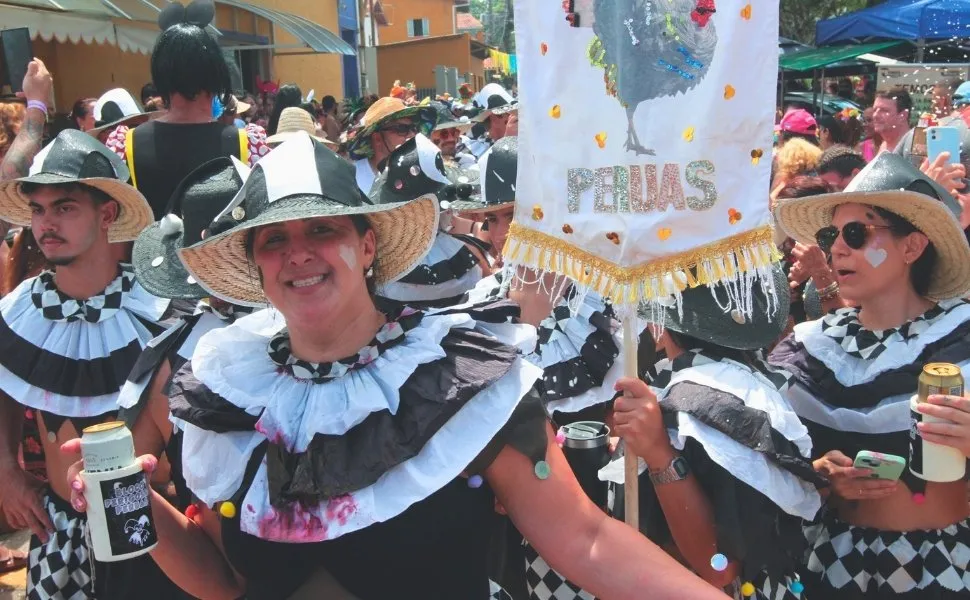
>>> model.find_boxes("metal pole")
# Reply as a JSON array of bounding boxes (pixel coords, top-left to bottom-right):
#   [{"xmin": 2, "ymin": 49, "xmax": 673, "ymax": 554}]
[{"xmin": 358, "ymin": 0, "xmax": 368, "ymax": 95}]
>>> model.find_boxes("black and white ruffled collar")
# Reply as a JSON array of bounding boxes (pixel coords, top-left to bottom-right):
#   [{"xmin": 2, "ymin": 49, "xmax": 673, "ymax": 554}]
[
  {"xmin": 0, "ymin": 267, "xmax": 170, "ymax": 417},
  {"xmin": 31, "ymin": 265, "xmax": 135, "ymax": 323},
  {"xmin": 640, "ymin": 347, "xmax": 821, "ymax": 520},
  {"xmin": 379, "ymin": 233, "xmax": 484, "ymax": 305},
  {"xmin": 267, "ymin": 308, "xmax": 422, "ymax": 382},
  {"xmin": 173, "ymin": 303, "xmax": 542, "ymax": 542},
  {"xmin": 821, "ymin": 301, "xmax": 967, "ymax": 360}
]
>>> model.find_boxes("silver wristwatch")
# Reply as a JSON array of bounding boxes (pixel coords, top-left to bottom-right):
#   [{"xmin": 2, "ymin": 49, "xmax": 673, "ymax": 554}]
[{"xmin": 648, "ymin": 456, "xmax": 690, "ymax": 485}]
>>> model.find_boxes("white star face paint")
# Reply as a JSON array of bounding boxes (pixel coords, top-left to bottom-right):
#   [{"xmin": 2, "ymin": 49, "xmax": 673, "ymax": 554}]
[{"xmin": 339, "ymin": 243, "xmax": 359, "ymax": 272}]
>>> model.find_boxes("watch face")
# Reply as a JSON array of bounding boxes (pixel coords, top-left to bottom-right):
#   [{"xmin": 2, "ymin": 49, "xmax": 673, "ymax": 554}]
[{"xmin": 673, "ymin": 457, "xmax": 690, "ymax": 478}]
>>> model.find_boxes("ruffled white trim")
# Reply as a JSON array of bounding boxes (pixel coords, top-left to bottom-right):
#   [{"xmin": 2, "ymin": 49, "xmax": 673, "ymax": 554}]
[
  {"xmin": 379, "ymin": 234, "xmax": 484, "ymax": 302},
  {"xmin": 0, "ymin": 275, "xmax": 169, "ymax": 417},
  {"xmin": 191, "ymin": 309, "xmax": 514, "ymax": 452},
  {"xmin": 181, "ymin": 309, "xmax": 542, "ymax": 541},
  {"xmin": 119, "ymin": 311, "xmax": 231, "ymax": 411},
  {"xmin": 793, "ymin": 300, "xmax": 970, "ymax": 388},
  {"xmin": 463, "ymin": 272, "xmax": 507, "ymax": 304},
  {"xmin": 0, "ymin": 275, "xmax": 169, "ymax": 358},
  {"xmin": 602, "ymin": 361, "xmax": 821, "ymax": 521},
  {"xmin": 237, "ymin": 356, "xmax": 539, "ymax": 542},
  {"xmin": 538, "ymin": 291, "xmax": 626, "ymax": 415}
]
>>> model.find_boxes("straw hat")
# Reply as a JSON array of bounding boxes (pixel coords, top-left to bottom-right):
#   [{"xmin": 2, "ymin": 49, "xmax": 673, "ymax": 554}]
[
  {"xmin": 266, "ymin": 107, "xmax": 336, "ymax": 148},
  {"xmin": 226, "ymin": 95, "xmax": 252, "ymax": 116},
  {"xmin": 88, "ymin": 88, "xmax": 151, "ymax": 137},
  {"xmin": 638, "ymin": 264, "xmax": 790, "ymax": 351},
  {"xmin": 346, "ymin": 97, "xmax": 437, "ymax": 160},
  {"xmin": 133, "ymin": 156, "xmax": 249, "ymax": 300},
  {"xmin": 774, "ymin": 152, "xmax": 970, "ymax": 301},
  {"xmin": 0, "ymin": 129, "xmax": 153, "ymax": 242},
  {"xmin": 451, "ymin": 136, "xmax": 516, "ymax": 214},
  {"xmin": 178, "ymin": 132, "xmax": 439, "ymax": 306}
]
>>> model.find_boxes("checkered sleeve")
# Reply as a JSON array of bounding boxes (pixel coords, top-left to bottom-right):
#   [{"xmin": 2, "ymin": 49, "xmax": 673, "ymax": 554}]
[{"xmin": 104, "ymin": 125, "xmax": 128, "ymax": 161}]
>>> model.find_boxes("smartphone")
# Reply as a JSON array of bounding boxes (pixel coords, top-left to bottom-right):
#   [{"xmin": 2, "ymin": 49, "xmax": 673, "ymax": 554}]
[
  {"xmin": 1, "ymin": 28, "xmax": 32, "ymax": 94},
  {"xmin": 927, "ymin": 126, "xmax": 962, "ymax": 165},
  {"xmin": 854, "ymin": 451, "xmax": 906, "ymax": 481}
]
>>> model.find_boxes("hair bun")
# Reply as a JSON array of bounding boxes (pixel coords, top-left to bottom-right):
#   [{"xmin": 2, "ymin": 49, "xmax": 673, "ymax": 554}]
[{"xmin": 158, "ymin": 0, "xmax": 215, "ymax": 31}]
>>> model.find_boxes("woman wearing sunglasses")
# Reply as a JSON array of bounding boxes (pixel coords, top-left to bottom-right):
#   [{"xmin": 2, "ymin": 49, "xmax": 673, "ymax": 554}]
[{"xmin": 771, "ymin": 153, "xmax": 970, "ymax": 599}]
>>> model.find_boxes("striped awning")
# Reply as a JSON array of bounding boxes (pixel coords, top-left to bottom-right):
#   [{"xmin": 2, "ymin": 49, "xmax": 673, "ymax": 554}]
[{"xmin": 0, "ymin": 0, "xmax": 355, "ymax": 55}]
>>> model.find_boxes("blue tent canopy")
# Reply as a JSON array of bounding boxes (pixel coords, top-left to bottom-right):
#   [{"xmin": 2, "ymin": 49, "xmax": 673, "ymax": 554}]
[{"xmin": 817, "ymin": 0, "xmax": 970, "ymax": 47}]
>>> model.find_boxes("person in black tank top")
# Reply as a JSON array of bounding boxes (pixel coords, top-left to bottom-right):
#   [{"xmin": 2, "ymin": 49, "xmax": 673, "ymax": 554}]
[{"xmin": 103, "ymin": 0, "xmax": 267, "ymax": 219}]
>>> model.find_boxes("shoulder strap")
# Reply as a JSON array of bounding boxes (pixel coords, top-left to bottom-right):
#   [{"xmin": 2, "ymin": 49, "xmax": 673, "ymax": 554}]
[
  {"xmin": 124, "ymin": 128, "xmax": 137, "ymax": 188},
  {"xmin": 238, "ymin": 128, "xmax": 249, "ymax": 165}
]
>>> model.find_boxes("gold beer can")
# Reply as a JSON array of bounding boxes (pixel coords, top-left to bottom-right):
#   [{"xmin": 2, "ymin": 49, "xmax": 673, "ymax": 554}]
[{"xmin": 918, "ymin": 363, "xmax": 964, "ymax": 402}]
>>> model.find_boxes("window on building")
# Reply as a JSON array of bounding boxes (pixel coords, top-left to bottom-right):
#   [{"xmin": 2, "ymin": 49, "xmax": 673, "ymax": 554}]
[{"xmin": 407, "ymin": 18, "xmax": 429, "ymax": 37}]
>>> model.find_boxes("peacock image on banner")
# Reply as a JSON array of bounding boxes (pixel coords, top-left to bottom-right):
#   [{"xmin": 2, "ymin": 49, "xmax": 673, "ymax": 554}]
[{"xmin": 507, "ymin": 0, "xmax": 780, "ymax": 311}]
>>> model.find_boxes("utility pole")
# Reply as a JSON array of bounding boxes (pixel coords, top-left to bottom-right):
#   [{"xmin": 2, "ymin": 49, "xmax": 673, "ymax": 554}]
[{"xmin": 358, "ymin": 0, "xmax": 368, "ymax": 96}]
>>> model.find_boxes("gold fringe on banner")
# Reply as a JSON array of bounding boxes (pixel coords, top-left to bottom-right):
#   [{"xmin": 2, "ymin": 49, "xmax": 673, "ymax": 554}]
[{"xmin": 503, "ymin": 223, "xmax": 782, "ymax": 306}]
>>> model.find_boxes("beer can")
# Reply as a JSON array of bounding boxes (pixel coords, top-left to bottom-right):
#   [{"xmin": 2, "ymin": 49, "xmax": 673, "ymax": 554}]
[
  {"xmin": 910, "ymin": 363, "xmax": 966, "ymax": 482},
  {"xmin": 81, "ymin": 422, "xmax": 158, "ymax": 561}
]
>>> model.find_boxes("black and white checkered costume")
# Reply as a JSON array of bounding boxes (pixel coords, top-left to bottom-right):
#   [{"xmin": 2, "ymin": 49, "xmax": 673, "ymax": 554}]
[
  {"xmin": 27, "ymin": 494, "xmax": 94, "ymax": 600},
  {"xmin": 803, "ymin": 514, "xmax": 970, "ymax": 597},
  {"xmin": 523, "ymin": 542, "xmax": 596, "ymax": 600},
  {"xmin": 30, "ymin": 267, "xmax": 134, "ymax": 323}
]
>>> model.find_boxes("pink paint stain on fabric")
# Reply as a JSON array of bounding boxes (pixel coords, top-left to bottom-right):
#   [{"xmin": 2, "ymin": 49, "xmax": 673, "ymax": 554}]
[
  {"xmin": 257, "ymin": 504, "xmax": 329, "ymax": 542},
  {"xmin": 326, "ymin": 495, "xmax": 358, "ymax": 526}
]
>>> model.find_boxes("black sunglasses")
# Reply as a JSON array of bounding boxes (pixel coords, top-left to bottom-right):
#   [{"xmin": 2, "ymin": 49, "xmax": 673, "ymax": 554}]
[
  {"xmin": 815, "ymin": 222, "xmax": 892, "ymax": 253},
  {"xmin": 381, "ymin": 122, "xmax": 419, "ymax": 135},
  {"xmin": 440, "ymin": 183, "xmax": 475, "ymax": 200}
]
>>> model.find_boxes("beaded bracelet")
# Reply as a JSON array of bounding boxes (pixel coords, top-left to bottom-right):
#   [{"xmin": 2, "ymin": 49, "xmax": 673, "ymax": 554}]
[{"xmin": 816, "ymin": 280, "xmax": 840, "ymax": 302}]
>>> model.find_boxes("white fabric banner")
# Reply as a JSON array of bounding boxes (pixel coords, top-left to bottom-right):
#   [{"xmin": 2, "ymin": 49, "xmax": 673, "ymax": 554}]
[{"xmin": 509, "ymin": 0, "xmax": 780, "ymax": 308}]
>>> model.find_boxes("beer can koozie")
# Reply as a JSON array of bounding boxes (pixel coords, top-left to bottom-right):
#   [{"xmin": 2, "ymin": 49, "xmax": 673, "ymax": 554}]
[
  {"xmin": 909, "ymin": 363, "xmax": 967, "ymax": 482},
  {"xmin": 80, "ymin": 422, "xmax": 158, "ymax": 561}
]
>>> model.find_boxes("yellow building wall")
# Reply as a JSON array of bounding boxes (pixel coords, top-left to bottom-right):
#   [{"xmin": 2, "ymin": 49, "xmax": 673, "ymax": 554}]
[
  {"xmin": 377, "ymin": 34, "xmax": 481, "ymax": 94},
  {"xmin": 260, "ymin": 0, "xmax": 346, "ymax": 100},
  {"xmin": 32, "ymin": 38, "xmax": 150, "ymax": 114},
  {"xmin": 379, "ymin": 0, "xmax": 455, "ymax": 45}
]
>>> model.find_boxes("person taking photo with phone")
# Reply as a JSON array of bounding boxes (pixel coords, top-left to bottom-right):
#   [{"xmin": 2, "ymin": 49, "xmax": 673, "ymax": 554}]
[{"xmin": 771, "ymin": 153, "xmax": 970, "ymax": 599}]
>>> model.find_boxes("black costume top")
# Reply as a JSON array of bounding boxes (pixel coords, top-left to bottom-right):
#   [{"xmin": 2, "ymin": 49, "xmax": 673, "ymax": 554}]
[{"xmin": 169, "ymin": 301, "xmax": 551, "ymax": 599}]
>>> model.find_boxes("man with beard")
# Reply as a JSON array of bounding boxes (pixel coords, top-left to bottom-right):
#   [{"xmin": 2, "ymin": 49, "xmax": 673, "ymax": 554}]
[
  {"xmin": 429, "ymin": 101, "xmax": 476, "ymax": 168},
  {"xmin": 0, "ymin": 130, "xmax": 179, "ymax": 599}
]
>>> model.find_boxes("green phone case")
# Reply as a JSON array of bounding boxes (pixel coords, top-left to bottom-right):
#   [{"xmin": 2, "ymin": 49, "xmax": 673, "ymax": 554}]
[{"xmin": 854, "ymin": 451, "xmax": 906, "ymax": 481}]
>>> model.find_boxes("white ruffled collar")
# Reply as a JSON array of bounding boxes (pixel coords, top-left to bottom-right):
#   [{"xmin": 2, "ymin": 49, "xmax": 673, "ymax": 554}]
[
  {"xmin": 793, "ymin": 299, "xmax": 970, "ymax": 387},
  {"xmin": 0, "ymin": 269, "xmax": 170, "ymax": 417},
  {"xmin": 181, "ymin": 307, "xmax": 543, "ymax": 542}
]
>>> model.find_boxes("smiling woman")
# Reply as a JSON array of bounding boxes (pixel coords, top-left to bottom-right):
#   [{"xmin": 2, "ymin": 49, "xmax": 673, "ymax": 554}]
[
  {"xmin": 64, "ymin": 131, "xmax": 728, "ymax": 600},
  {"xmin": 771, "ymin": 153, "xmax": 970, "ymax": 599}
]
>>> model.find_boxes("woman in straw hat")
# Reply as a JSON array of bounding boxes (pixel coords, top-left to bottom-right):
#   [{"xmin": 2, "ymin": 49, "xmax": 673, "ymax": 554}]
[
  {"xmin": 603, "ymin": 264, "xmax": 823, "ymax": 600},
  {"xmin": 65, "ymin": 132, "xmax": 726, "ymax": 600},
  {"xmin": 346, "ymin": 97, "xmax": 436, "ymax": 193},
  {"xmin": 770, "ymin": 153, "xmax": 970, "ymax": 599}
]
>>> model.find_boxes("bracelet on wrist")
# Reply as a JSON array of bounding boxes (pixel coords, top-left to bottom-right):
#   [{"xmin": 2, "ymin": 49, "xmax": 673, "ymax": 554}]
[{"xmin": 26, "ymin": 100, "xmax": 48, "ymax": 115}]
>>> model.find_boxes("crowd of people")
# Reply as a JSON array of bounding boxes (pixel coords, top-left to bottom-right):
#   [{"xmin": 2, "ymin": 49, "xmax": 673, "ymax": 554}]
[{"xmin": 1, "ymin": 3, "xmax": 970, "ymax": 600}]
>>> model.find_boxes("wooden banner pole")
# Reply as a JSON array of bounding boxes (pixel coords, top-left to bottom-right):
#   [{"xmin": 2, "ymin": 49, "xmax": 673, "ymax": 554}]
[{"xmin": 622, "ymin": 315, "xmax": 639, "ymax": 530}]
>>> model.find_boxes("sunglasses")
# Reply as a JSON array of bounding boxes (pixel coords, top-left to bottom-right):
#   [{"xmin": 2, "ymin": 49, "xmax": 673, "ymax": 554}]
[
  {"xmin": 440, "ymin": 183, "xmax": 475, "ymax": 200},
  {"xmin": 380, "ymin": 122, "xmax": 419, "ymax": 135},
  {"xmin": 815, "ymin": 222, "xmax": 892, "ymax": 253}
]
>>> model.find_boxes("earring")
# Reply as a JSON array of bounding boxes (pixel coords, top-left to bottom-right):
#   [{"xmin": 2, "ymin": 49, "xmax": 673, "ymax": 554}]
[{"xmin": 365, "ymin": 266, "xmax": 374, "ymax": 279}]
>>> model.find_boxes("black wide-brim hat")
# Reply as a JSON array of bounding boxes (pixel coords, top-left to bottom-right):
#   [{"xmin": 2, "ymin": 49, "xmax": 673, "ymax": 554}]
[
  {"xmin": 774, "ymin": 152, "xmax": 970, "ymax": 301},
  {"xmin": 451, "ymin": 136, "xmax": 516, "ymax": 214},
  {"xmin": 133, "ymin": 156, "xmax": 249, "ymax": 300},
  {"xmin": 368, "ymin": 134, "xmax": 452, "ymax": 206},
  {"xmin": 0, "ymin": 129, "xmax": 153, "ymax": 242},
  {"xmin": 639, "ymin": 263, "xmax": 790, "ymax": 351},
  {"xmin": 179, "ymin": 132, "xmax": 439, "ymax": 306}
]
